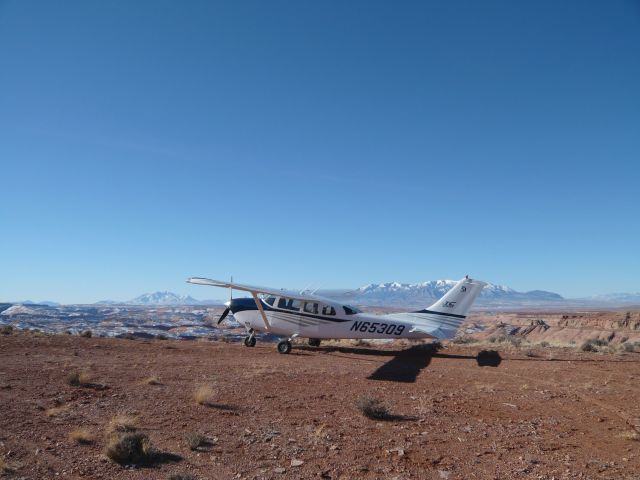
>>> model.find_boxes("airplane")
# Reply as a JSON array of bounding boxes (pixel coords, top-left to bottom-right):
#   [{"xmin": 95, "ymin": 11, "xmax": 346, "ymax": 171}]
[{"xmin": 187, "ymin": 275, "xmax": 486, "ymax": 354}]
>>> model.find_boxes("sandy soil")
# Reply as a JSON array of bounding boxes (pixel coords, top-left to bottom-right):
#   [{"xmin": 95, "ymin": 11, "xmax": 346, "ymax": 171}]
[{"xmin": 1, "ymin": 332, "xmax": 640, "ymax": 480}]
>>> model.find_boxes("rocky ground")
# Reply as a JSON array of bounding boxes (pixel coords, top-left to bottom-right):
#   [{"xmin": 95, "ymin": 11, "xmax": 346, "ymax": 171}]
[{"xmin": 1, "ymin": 331, "xmax": 640, "ymax": 480}]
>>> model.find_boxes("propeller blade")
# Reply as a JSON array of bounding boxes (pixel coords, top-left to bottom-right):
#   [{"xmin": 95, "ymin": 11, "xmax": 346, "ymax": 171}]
[{"xmin": 217, "ymin": 307, "xmax": 230, "ymax": 325}]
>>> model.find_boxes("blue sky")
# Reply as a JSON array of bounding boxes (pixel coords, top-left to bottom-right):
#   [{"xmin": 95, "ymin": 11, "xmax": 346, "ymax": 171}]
[{"xmin": 1, "ymin": 0, "xmax": 639, "ymax": 303}]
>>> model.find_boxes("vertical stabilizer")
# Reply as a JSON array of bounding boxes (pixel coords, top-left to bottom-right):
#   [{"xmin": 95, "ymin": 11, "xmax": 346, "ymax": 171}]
[{"xmin": 421, "ymin": 276, "xmax": 486, "ymax": 318}]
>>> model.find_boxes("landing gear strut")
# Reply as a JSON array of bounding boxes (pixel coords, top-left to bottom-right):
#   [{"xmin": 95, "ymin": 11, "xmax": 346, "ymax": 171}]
[
  {"xmin": 243, "ymin": 329, "xmax": 256, "ymax": 347},
  {"xmin": 308, "ymin": 338, "xmax": 321, "ymax": 347},
  {"xmin": 277, "ymin": 340, "xmax": 292, "ymax": 354}
]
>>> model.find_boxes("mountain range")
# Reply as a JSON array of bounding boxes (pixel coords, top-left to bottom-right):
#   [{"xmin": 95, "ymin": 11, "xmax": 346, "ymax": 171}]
[
  {"xmin": 353, "ymin": 280, "xmax": 563, "ymax": 308},
  {"xmin": 96, "ymin": 291, "xmax": 222, "ymax": 306},
  {"xmin": 9, "ymin": 282, "xmax": 640, "ymax": 308}
]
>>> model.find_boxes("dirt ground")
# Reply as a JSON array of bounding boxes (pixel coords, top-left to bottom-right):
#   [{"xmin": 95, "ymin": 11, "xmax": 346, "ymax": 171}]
[{"xmin": 1, "ymin": 333, "xmax": 640, "ymax": 480}]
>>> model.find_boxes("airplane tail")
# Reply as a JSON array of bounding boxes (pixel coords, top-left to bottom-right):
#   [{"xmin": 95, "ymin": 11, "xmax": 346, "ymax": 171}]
[{"xmin": 420, "ymin": 276, "xmax": 487, "ymax": 318}]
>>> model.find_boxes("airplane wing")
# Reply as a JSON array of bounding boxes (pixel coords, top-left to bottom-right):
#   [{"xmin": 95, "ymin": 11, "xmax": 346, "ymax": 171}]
[{"xmin": 187, "ymin": 277, "xmax": 318, "ymax": 302}]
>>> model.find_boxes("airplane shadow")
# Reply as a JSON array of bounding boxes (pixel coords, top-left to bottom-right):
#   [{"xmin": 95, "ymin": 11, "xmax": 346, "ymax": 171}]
[{"xmin": 300, "ymin": 344, "xmax": 502, "ymax": 383}]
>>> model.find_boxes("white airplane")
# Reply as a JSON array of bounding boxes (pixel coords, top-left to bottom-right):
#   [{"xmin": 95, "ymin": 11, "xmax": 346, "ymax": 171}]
[{"xmin": 187, "ymin": 275, "xmax": 486, "ymax": 354}]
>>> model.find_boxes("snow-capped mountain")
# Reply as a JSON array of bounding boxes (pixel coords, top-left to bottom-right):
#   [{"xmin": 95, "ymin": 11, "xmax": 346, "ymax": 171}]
[
  {"xmin": 352, "ymin": 280, "xmax": 563, "ymax": 308},
  {"xmin": 127, "ymin": 291, "xmax": 205, "ymax": 306}
]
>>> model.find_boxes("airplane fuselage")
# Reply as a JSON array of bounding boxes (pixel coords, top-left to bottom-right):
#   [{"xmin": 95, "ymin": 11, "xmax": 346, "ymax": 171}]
[{"xmin": 229, "ymin": 297, "xmax": 437, "ymax": 340}]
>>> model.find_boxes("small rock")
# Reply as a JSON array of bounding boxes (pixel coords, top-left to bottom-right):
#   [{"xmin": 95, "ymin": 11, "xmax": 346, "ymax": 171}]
[
  {"xmin": 274, "ymin": 467, "xmax": 286, "ymax": 474},
  {"xmin": 291, "ymin": 459, "xmax": 304, "ymax": 467}
]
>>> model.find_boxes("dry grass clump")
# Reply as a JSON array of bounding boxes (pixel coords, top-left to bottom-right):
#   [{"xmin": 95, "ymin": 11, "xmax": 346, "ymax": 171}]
[
  {"xmin": 79, "ymin": 330, "xmax": 92, "ymax": 338},
  {"xmin": 0, "ymin": 457, "xmax": 14, "ymax": 474},
  {"xmin": 185, "ymin": 433, "xmax": 212, "ymax": 451},
  {"xmin": 143, "ymin": 376, "xmax": 161, "ymax": 386},
  {"xmin": 619, "ymin": 430, "xmax": 640, "ymax": 441},
  {"xmin": 46, "ymin": 405, "xmax": 67, "ymax": 417},
  {"xmin": 69, "ymin": 428, "xmax": 94, "ymax": 445},
  {"xmin": 105, "ymin": 432, "xmax": 153, "ymax": 465},
  {"xmin": 356, "ymin": 395, "xmax": 390, "ymax": 420},
  {"xmin": 67, "ymin": 370, "xmax": 92, "ymax": 387},
  {"xmin": 107, "ymin": 414, "xmax": 138, "ymax": 435},
  {"xmin": 194, "ymin": 386, "xmax": 215, "ymax": 406},
  {"xmin": 0, "ymin": 325, "xmax": 14, "ymax": 335},
  {"xmin": 46, "ymin": 398, "xmax": 68, "ymax": 417}
]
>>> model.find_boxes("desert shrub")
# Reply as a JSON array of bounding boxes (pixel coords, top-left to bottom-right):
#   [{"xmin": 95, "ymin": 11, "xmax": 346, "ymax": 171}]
[
  {"xmin": 451, "ymin": 335, "xmax": 476, "ymax": 344},
  {"xmin": 69, "ymin": 428, "xmax": 94, "ymax": 445},
  {"xmin": 0, "ymin": 325, "xmax": 13, "ymax": 335},
  {"xmin": 194, "ymin": 386, "xmax": 215, "ymax": 406},
  {"xmin": 581, "ymin": 338, "xmax": 611, "ymax": 352},
  {"xmin": 352, "ymin": 339, "xmax": 371, "ymax": 347},
  {"xmin": 509, "ymin": 337, "xmax": 523, "ymax": 348},
  {"xmin": 186, "ymin": 433, "xmax": 211, "ymax": 451},
  {"xmin": 168, "ymin": 475, "xmax": 197, "ymax": 480},
  {"xmin": 539, "ymin": 341, "xmax": 550, "ymax": 348},
  {"xmin": 108, "ymin": 415, "xmax": 138, "ymax": 434},
  {"xmin": 580, "ymin": 339, "xmax": 607, "ymax": 352},
  {"xmin": 80, "ymin": 330, "xmax": 92, "ymax": 338},
  {"xmin": 623, "ymin": 342, "xmax": 635, "ymax": 353},
  {"xmin": 156, "ymin": 334, "xmax": 168, "ymax": 340},
  {"xmin": 488, "ymin": 335, "xmax": 507, "ymax": 344},
  {"xmin": 105, "ymin": 432, "xmax": 152, "ymax": 465},
  {"xmin": 356, "ymin": 395, "xmax": 390, "ymax": 420},
  {"xmin": 143, "ymin": 376, "xmax": 161, "ymax": 385}
]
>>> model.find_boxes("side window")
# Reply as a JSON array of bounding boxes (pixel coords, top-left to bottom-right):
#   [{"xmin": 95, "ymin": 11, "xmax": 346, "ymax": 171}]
[
  {"xmin": 278, "ymin": 297, "xmax": 302, "ymax": 311},
  {"xmin": 304, "ymin": 302, "xmax": 318, "ymax": 314},
  {"xmin": 264, "ymin": 296, "xmax": 276, "ymax": 306},
  {"xmin": 322, "ymin": 305, "xmax": 336, "ymax": 316}
]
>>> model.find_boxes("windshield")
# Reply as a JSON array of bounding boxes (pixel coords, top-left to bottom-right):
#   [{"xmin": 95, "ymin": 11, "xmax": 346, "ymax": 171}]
[{"xmin": 343, "ymin": 305, "xmax": 361, "ymax": 315}]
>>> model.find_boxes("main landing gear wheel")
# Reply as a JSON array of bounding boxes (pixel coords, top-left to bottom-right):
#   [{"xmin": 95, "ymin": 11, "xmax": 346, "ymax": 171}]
[
  {"xmin": 244, "ymin": 336, "xmax": 256, "ymax": 347},
  {"xmin": 308, "ymin": 338, "xmax": 321, "ymax": 347},
  {"xmin": 277, "ymin": 340, "xmax": 292, "ymax": 354}
]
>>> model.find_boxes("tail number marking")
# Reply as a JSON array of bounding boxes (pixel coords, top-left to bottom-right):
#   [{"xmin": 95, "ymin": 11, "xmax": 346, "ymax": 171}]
[{"xmin": 350, "ymin": 321, "xmax": 405, "ymax": 336}]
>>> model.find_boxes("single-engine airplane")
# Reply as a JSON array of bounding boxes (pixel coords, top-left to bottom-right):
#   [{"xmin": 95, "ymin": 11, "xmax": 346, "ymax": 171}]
[{"xmin": 187, "ymin": 275, "xmax": 486, "ymax": 354}]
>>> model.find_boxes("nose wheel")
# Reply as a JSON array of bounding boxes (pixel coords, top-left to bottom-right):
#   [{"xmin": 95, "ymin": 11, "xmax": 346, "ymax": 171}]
[
  {"xmin": 243, "ymin": 329, "xmax": 256, "ymax": 347},
  {"xmin": 277, "ymin": 340, "xmax": 292, "ymax": 354}
]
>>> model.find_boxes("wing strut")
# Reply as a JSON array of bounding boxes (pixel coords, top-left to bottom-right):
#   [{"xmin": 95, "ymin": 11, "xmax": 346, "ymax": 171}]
[{"xmin": 251, "ymin": 292, "xmax": 270, "ymax": 331}]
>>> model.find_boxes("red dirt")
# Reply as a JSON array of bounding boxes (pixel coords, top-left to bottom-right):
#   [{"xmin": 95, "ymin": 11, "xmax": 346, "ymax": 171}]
[{"xmin": 1, "ymin": 333, "xmax": 640, "ymax": 479}]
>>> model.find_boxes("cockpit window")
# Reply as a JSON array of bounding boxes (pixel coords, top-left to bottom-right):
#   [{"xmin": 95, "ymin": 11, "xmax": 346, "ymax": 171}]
[
  {"xmin": 343, "ymin": 305, "xmax": 361, "ymax": 315},
  {"xmin": 322, "ymin": 305, "xmax": 336, "ymax": 316},
  {"xmin": 303, "ymin": 302, "xmax": 318, "ymax": 314},
  {"xmin": 278, "ymin": 297, "xmax": 302, "ymax": 311},
  {"xmin": 264, "ymin": 296, "xmax": 276, "ymax": 306}
]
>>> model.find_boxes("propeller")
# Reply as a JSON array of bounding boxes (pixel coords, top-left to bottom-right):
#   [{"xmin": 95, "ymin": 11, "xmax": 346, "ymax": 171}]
[
  {"xmin": 216, "ymin": 275, "xmax": 233, "ymax": 325},
  {"xmin": 217, "ymin": 304, "xmax": 230, "ymax": 324}
]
